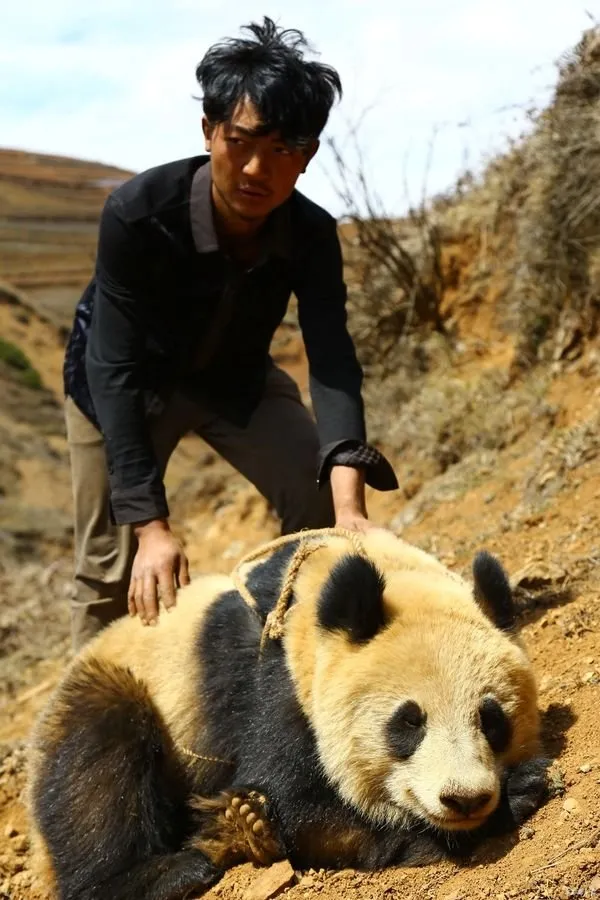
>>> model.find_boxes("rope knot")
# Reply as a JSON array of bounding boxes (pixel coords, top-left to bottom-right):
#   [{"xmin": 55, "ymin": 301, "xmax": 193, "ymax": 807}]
[{"xmin": 230, "ymin": 527, "xmax": 369, "ymax": 651}]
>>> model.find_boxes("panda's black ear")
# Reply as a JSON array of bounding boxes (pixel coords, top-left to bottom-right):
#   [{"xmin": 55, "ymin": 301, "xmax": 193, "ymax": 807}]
[
  {"xmin": 473, "ymin": 551, "xmax": 516, "ymax": 632},
  {"xmin": 317, "ymin": 554, "xmax": 387, "ymax": 643}
]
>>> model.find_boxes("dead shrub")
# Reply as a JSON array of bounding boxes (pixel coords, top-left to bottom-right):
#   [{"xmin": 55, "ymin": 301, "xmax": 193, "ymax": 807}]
[
  {"xmin": 509, "ymin": 27, "xmax": 600, "ymax": 367},
  {"xmin": 326, "ymin": 131, "xmax": 446, "ymax": 378}
]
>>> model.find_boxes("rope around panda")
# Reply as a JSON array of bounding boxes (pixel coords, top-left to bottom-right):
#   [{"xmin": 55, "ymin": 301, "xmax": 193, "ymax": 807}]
[
  {"xmin": 179, "ymin": 529, "xmax": 367, "ymax": 769},
  {"xmin": 229, "ymin": 527, "xmax": 368, "ymax": 651}
]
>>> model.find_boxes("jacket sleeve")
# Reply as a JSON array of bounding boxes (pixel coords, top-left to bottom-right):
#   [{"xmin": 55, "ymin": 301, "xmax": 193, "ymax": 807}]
[
  {"xmin": 294, "ymin": 215, "xmax": 366, "ymax": 444},
  {"xmin": 294, "ymin": 215, "xmax": 398, "ymax": 492},
  {"xmin": 85, "ymin": 194, "xmax": 169, "ymax": 525}
]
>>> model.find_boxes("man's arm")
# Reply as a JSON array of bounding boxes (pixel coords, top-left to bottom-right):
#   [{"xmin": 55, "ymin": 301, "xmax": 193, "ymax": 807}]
[
  {"xmin": 330, "ymin": 465, "xmax": 369, "ymax": 532},
  {"xmin": 85, "ymin": 195, "xmax": 189, "ymax": 623},
  {"xmin": 86, "ymin": 194, "xmax": 168, "ymax": 523},
  {"xmin": 294, "ymin": 213, "xmax": 397, "ymax": 529}
]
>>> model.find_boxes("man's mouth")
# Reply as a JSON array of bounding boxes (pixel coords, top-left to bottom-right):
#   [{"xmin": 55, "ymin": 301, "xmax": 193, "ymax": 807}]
[{"xmin": 238, "ymin": 186, "xmax": 270, "ymax": 197}]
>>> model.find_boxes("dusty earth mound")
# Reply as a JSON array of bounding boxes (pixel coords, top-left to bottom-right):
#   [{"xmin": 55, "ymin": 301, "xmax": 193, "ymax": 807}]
[{"xmin": 0, "ymin": 149, "xmax": 131, "ymax": 331}]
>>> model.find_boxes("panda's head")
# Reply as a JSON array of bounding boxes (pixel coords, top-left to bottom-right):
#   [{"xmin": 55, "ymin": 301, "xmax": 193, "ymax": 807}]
[{"xmin": 286, "ymin": 546, "xmax": 540, "ymax": 833}]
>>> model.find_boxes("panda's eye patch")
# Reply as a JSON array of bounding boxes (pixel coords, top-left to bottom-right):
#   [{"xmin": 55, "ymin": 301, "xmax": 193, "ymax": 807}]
[
  {"xmin": 479, "ymin": 696, "xmax": 512, "ymax": 753},
  {"xmin": 387, "ymin": 700, "xmax": 426, "ymax": 758}
]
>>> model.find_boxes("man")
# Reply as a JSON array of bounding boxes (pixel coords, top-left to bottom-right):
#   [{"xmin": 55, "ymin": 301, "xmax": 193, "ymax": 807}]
[{"xmin": 63, "ymin": 16, "xmax": 398, "ymax": 651}]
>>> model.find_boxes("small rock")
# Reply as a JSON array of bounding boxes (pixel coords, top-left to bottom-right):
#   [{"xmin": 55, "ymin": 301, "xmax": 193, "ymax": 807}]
[
  {"xmin": 562, "ymin": 797, "xmax": 581, "ymax": 814},
  {"xmin": 579, "ymin": 763, "xmax": 592, "ymax": 773},
  {"xmin": 299, "ymin": 875, "xmax": 315, "ymax": 889},
  {"xmin": 244, "ymin": 860, "xmax": 296, "ymax": 900},
  {"xmin": 520, "ymin": 824, "xmax": 535, "ymax": 839},
  {"xmin": 547, "ymin": 762, "xmax": 567, "ymax": 797},
  {"xmin": 4, "ymin": 857, "xmax": 24, "ymax": 874},
  {"xmin": 11, "ymin": 870, "xmax": 32, "ymax": 888},
  {"xmin": 3, "ymin": 824, "xmax": 17, "ymax": 839},
  {"xmin": 328, "ymin": 868, "xmax": 356, "ymax": 881},
  {"xmin": 589, "ymin": 875, "xmax": 600, "ymax": 894},
  {"xmin": 539, "ymin": 674, "xmax": 555, "ymax": 693},
  {"xmin": 11, "ymin": 835, "xmax": 28, "ymax": 854}
]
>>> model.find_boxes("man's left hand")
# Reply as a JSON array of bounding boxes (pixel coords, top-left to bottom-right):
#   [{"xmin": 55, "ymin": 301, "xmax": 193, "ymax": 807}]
[{"xmin": 334, "ymin": 512, "xmax": 381, "ymax": 534}]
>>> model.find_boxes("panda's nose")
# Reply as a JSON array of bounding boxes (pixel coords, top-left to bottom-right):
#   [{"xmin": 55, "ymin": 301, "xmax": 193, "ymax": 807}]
[{"xmin": 440, "ymin": 791, "xmax": 493, "ymax": 817}]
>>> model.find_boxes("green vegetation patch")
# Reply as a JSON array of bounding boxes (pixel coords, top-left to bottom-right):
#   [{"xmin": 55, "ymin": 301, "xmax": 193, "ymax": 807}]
[{"xmin": 0, "ymin": 338, "xmax": 43, "ymax": 390}]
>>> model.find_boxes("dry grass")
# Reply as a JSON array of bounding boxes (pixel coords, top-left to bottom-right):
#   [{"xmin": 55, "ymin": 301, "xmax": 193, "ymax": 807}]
[
  {"xmin": 503, "ymin": 30, "xmax": 600, "ymax": 367},
  {"xmin": 327, "ymin": 132, "xmax": 447, "ymax": 378}
]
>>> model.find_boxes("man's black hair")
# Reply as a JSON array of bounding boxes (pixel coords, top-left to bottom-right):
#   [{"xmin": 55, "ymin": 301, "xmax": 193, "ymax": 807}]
[{"xmin": 195, "ymin": 16, "xmax": 342, "ymax": 146}]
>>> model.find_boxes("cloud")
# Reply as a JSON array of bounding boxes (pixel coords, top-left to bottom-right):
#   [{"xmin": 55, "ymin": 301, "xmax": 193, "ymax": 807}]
[{"xmin": 0, "ymin": 0, "xmax": 593, "ymax": 214}]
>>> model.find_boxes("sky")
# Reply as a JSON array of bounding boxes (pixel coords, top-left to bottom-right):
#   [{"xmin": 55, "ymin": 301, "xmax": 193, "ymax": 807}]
[{"xmin": 0, "ymin": 1, "xmax": 595, "ymax": 216}]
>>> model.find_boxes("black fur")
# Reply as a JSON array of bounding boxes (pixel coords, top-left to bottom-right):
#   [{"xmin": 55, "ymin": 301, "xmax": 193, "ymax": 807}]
[
  {"xmin": 196, "ymin": 591, "xmax": 262, "ymax": 782},
  {"xmin": 317, "ymin": 554, "xmax": 387, "ymax": 643},
  {"xmin": 499, "ymin": 758, "xmax": 551, "ymax": 827},
  {"xmin": 479, "ymin": 697, "xmax": 512, "ymax": 754},
  {"xmin": 387, "ymin": 701, "xmax": 426, "ymax": 759},
  {"xmin": 31, "ymin": 660, "xmax": 220, "ymax": 900},
  {"xmin": 472, "ymin": 551, "xmax": 515, "ymax": 632},
  {"xmin": 245, "ymin": 540, "xmax": 302, "ymax": 620}
]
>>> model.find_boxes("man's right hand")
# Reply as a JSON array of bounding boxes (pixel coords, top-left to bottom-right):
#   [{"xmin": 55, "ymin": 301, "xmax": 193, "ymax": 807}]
[{"xmin": 128, "ymin": 519, "xmax": 190, "ymax": 625}]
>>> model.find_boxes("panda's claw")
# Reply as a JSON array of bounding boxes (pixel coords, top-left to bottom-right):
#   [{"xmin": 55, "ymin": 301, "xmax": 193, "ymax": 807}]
[{"xmin": 225, "ymin": 789, "xmax": 284, "ymax": 865}]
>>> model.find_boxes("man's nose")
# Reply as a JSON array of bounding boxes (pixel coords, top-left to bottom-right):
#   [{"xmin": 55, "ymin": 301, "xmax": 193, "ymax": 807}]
[{"xmin": 243, "ymin": 152, "xmax": 270, "ymax": 178}]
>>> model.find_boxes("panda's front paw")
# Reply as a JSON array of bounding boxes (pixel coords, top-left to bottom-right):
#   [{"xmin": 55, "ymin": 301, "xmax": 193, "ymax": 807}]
[
  {"xmin": 188, "ymin": 787, "xmax": 285, "ymax": 867},
  {"xmin": 504, "ymin": 757, "xmax": 551, "ymax": 826},
  {"xmin": 224, "ymin": 789, "xmax": 284, "ymax": 865}
]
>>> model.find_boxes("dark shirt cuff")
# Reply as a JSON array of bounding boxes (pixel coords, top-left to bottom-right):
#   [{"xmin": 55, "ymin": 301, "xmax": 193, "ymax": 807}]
[
  {"xmin": 109, "ymin": 480, "xmax": 170, "ymax": 526},
  {"xmin": 317, "ymin": 440, "xmax": 399, "ymax": 492}
]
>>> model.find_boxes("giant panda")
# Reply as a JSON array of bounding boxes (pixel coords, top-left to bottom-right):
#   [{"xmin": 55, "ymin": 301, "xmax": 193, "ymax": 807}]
[{"xmin": 27, "ymin": 528, "xmax": 549, "ymax": 900}]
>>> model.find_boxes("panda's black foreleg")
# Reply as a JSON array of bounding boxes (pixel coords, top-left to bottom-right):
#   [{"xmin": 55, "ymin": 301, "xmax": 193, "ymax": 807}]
[{"xmin": 490, "ymin": 756, "xmax": 551, "ymax": 832}]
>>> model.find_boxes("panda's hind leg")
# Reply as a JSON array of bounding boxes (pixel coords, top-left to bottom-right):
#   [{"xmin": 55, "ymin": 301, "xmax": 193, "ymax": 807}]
[
  {"xmin": 85, "ymin": 850, "xmax": 220, "ymax": 900},
  {"xmin": 30, "ymin": 657, "xmax": 218, "ymax": 900}
]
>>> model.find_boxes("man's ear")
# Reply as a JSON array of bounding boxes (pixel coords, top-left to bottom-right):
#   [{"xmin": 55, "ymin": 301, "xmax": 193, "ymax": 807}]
[
  {"xmin": 202, "ymin": 116, "xmax": 213, "ymax": 152},
  {"xmin": 301, "ymin": 139, "xmax": 320, "ymax": 173}
]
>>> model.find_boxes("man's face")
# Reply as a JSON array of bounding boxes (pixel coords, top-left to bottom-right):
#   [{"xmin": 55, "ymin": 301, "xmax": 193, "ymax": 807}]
[{"xmin": 203, "ymin": 97, "xmax": 318, "ymax": 226}]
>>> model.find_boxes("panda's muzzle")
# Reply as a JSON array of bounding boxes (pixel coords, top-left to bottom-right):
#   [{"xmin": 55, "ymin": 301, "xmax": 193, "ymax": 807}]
[
  {"xmin": 440, "ymin": 789, "xmax": 493, "ymax": 818},
  {"xmin": 430, "ymin": 789, "xmax": 497, "ymax": 830}
]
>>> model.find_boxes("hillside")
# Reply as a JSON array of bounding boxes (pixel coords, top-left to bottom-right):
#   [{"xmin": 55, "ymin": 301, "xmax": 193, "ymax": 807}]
[
  {"xmin": 1, "ymin": 31, "xmax": 600, "ymax": 900},
  {"xmin": 0, "ymin": 149, "xmax": 131, "ymax": 331}
]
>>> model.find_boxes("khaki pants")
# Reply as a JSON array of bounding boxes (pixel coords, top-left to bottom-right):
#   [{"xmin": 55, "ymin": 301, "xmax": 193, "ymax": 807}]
[{"xmin": 65, "ymin": 367, "xmax": 334, "ymax": 652}]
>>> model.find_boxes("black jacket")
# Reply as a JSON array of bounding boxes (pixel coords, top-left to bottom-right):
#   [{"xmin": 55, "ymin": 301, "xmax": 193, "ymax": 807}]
[{"xmin": 64, "ymin": 156, "xmax": 396, "ymax": 525}]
